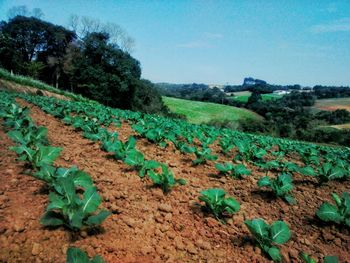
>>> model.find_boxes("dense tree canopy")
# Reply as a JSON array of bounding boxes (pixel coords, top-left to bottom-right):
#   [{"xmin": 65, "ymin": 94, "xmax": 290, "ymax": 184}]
[{"xmin": 0, "ymin": 15, "xmax": 167, "ymax": 114}]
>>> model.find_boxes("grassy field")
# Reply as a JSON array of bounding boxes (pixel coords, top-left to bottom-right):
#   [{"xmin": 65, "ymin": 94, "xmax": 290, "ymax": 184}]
[
  {"xmin": 162, "ymin": 96, "xmax": 262, "ymax": 124},
  {"xmin": 313, "ymin": 97, "xmax": 350, "ymax": 112},
  {"xmin": 228, "ymin": 91, "xmax": 282, "ymax": 103}
]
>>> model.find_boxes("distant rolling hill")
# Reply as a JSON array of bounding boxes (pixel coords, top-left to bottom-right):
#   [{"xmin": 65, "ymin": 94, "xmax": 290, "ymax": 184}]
[{"xmin": 162, "ymin": 96, "xmax": 262, "ymax": 124}]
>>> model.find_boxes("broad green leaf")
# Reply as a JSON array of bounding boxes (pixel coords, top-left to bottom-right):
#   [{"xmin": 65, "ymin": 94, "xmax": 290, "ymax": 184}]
[
  {"xmin": 268, "ymin": 246, "xmax": 281, "ymax": 262},
  {"xmin": 40, "ymin": 211, "xmax": 65, "ymax": 226},
  {"xmin": 270, "ymin": 221, "xmax": 291, "ymax": 244},
  {"xmin": 323, "ymin": 255, "xmax": 339, "ymax": 263},
  {"xmin": 223, "ymin": 197, "xmax": 240, "ymax": 213},
  {"xmin": 66, "ymin": 247, "xmax": 89, "ymax": 263},
  {"xmin": 91, "ymin": 256, "xmax": 106, "ymax": 263},
  {"xmin": 85, "ymin": 210, "xmax": 111, "ymax": 226},
  {"xmin": 82, "ymin": 187, "xmax": 102, "ymax": 214},
  {"xmin": 35, "ymin": 146, "xmax": 62, "ymax": 167},
  {"xmin": 244, "ymin": 218, "xmax": 269, "ymax": 239},
  {"xmin": 258, "ymin": 176, "xmax": 271, "ymax": 187},
  {"xmin": 47, "ymin": 192, "xmax": 66, "ymax": 210},
  {"xmin": 200, "ymin": 188, "xmax": 226, "ymax": 203},
  {"xmin": 316, "ymin": 203, "xmax": 342, "ymax": 223}
]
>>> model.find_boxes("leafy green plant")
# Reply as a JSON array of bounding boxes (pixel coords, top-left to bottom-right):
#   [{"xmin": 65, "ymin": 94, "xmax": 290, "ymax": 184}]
[
  {"xmin": 0, "ymin": 103, "xmax": 32, "ymax": 129},
  {"xmin": 66, "ymin": 247, "xmax": 105, "ymax": 263},
  {"xmin": 7, "ymin": 125, "xmax": 48, "ymax": 147},
  {"xmin": 215, "ymin": 162, "xmax": 251, "ymax": 179},
  {"xmin": 300, "ymin": 252, "xmax": 316, "ymax": 263},
  {"xmin": 34, "ymin": 165, "xmax": 93, "ymax": 189},
  {"xmin": 257, "ymin": 173, "xmax": 296, "ymax": 204},
  {"xmin": 124, "ymin": 150, "xmax": 161, "ymax": 177},
  {"xmin": 300, "ymin": 253, "xmax": 339, "ymax": 263},
  {"xmin": 41, "ymin": 177, "xmax": 110, "ymax": 230},
  {"xmin": 315, "ymin": 163, "xmax": 345, "ymax": 183},
  {"xmin": 198, "ymin": 188, "xmax": 240, "ymax": 220},
  {"xmin": 172, "ymin": 139, "xmax": 195, "ymax": 154},
  {"xmin": 147, "ymin": 164, "xmax": 186, "ymax": 193},
  {"xmin": 219, "ymin": 137, "xmax": 234, "ymax": 155},
  {"xmin": 234, "ymin": 139, "xmax": 266, "ymax": 163},
  {"xmin": 316, "ymin": 192, "xmax": 350, "ymax": 228},
  {"xmin": 244, "ymin": 218, "xmax": 291, "ymax": 262},
  {"xmin": 10, "ymin": 145, "xmax": 62, "ymax": 169},
  {"xmin": 193, "ymin": 147, "xmax": 218, "ymax": 165}
]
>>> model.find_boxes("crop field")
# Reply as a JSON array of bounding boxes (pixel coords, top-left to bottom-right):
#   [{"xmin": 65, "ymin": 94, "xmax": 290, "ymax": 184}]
[
  {"xmin": 162, "ymin": 96, "xmax": 262, "ymax": 124},
  {"xmin": 313, "ymin": 97, "xmax": 350, "ymax": 112},
  {"xmin": 0, "ymin": 90, "xmax": 349, "ymax": 263},
  {"xmin": 228, "ymin": 91, "xmax": 282, "ymax": 103}
]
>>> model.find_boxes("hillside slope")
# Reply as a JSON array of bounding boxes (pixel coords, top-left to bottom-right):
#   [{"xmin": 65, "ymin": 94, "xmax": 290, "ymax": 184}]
[{"xmin": 163, "ymin": 96, "xmax": 262, "ymax": 124}]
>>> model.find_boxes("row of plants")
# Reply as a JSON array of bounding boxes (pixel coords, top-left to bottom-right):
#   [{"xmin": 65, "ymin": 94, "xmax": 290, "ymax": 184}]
[
  {"xmin": 21, "ymin": 92, "xmax": 187, "ymax": 194},
  {"xmin": 0, "ymin": 91, "xmax": 107, "ymax": 262},
  {"xmin": 15, "ymin": 91, "xmax": 349, "ymax": 262}
]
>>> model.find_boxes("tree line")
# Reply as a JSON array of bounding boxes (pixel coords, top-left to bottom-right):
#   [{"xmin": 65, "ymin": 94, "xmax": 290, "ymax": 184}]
[{"xmin": 0, "ymin": 13, "xmax": 167, "ymax": 114}]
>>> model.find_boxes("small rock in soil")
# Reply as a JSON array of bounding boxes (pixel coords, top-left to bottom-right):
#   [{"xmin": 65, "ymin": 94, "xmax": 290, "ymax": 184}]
[
  {"xmin": 334, "ymin": 238, "xmax": 342, "ymax": 246},
  {"xmin": 289, "ymin": 248, "xmax": 299, "ymax": 259},
  {"xmin": 174, "ymin": 236, "xmax": 185, "ymax": 250},
  {"xmin": 32, "ymin": 243, "xmax": 41, "ymax": 256},
  {"xmin": 123, "ymin": 217, "xmax": 137, "ymax": 228},
  {"xmin": 186, "ymin": 242, "xmax": 198, "ymax": 254},
  {"xmin": 158, "ymin": 204, "xmax": 172, "ymax": 213},
  {"xmin": 13, "ymin": 222, "xmax": 25, "ymax": 232},
  {"xmin": 164, "ymin": 213, "xmax": 172, "ymax": 221},
  {"xmin": 205, "ymin": 217, "xmax": 219, "ymax": 228}
]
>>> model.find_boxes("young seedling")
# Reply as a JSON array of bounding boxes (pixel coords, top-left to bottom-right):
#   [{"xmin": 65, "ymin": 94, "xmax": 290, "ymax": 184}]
[
  {"xmin": 192, "ymin": 147, "xmax": 218, "ymax": 165},
  {"xmin": 316, "ymin": 163, "xmax": 345, "ymax": 184},
  {"xmin": 257, "ymin": 173, "xmax": 296, "ymax": 204},
  {"xmin": 215, "ymin": 162, "xmax": 251, "ymax": 179},
  {"xmin": 219, "ymin": 137, "xmax": 235, "ymax": 155},
  {"xmin": 198, "ymin": 188, "xmax": 240, "ymax": 220},
  {"xmin": 66, "ymin": 247, "xmax": 105, "ymax": 263},
  {"xmin": 234, "ymin": 139, "xmax": 267, "ymax": 164},
  {"xmin": 316, "ymin": 192, "xmax": 350, "ymax": 228},
  {"xmin": 147, "ymin": 164, "xmax": 186, "ymax": 193},
  {"xmin": 124, "ymin": 150, "xmax": 161, "ymax": 177},
  {"xmin": 244, "ymin": 218, "xmax": 291, "ymax": 262},
  {"xmin": 41, "ymin": 177, "xmax": 110, "ymax": 231}
]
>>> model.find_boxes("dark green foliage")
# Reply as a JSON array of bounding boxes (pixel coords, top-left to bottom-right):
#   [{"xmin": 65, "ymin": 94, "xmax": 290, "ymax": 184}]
[
  {"xmin": 41, "ymin": 177, "xmax": 110, "ymax": 230},
  {"xmin": 193, "ymin": 147, "xmax": 218, "ymax": 165},
  {"xmin": 198, "ymin": 188, "xmax": 240, "ymax": 220},
  {"xmin": 316, "ymin": 192, "xmax": 350, "ymax": 228},
  {"xmin": 244, "ymin": 218, "xmax": 291, "ymax": 262},
  {"xmin": 147, "ymin": 164, "xmax": 186, "ymax": 193},
  {"xmin": 0, "ymin": 16, "xmax": 168, "ymax": 115},
  {"xmin": 66, "ymin": 247, "xmax": 105, "ymax": 263},
  {"xmin": 215, "ymin": 162, "xmax": 251, "ymax": 179},
  {"xmin": 257, "ymin": 174, "xmax": 296, "ymax": 204}
]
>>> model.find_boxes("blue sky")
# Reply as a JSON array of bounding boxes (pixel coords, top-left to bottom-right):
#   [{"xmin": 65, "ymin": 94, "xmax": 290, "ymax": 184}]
[{"xmin": 1, "ymin": 0, "xmax": 350, "ymax": 86}]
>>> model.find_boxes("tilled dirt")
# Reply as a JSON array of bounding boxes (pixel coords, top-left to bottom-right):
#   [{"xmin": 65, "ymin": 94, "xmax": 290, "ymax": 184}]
[{"xmin": 0, "ymin": 99, "xmax": 349, "ymax": 263}]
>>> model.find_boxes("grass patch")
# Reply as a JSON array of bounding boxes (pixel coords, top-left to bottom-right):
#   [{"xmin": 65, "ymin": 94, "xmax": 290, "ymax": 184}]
[
  {"xmin": 162, "ymin": 96, "xmax": 262, "ymax": 124},
  {"xmin": 228, "ymin": 91, "xmax": 282, "ymax": 103}
]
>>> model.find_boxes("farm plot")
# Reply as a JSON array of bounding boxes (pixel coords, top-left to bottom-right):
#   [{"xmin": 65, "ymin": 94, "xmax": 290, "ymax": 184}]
[
  {"xmin": 0, "ymin": 90, "xmax": 349, "ymax": 263},
  {"xmin": 313, "ymin": 97, "xmax": 350, "ymax": 112}
]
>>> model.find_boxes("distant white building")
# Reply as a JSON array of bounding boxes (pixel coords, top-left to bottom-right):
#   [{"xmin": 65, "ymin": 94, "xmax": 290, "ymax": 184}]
[{"xmin": 273, "ymin": 90, "xmax": 291, "ymax": 95}]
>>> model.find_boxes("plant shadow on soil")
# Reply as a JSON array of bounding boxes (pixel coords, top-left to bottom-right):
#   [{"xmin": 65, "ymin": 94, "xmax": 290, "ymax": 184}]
[{"xmin": 250, "ymin": 189, "xmax": 276, "ymax": 203}]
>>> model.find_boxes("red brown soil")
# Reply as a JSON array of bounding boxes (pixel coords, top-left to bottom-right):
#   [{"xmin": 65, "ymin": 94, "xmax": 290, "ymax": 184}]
[
  {"xmin": 0, "ymin": 99, "xmax": 349, "ymax": 263},
  {"xmin": 317, "ymin": 105, "xmax": 350, "ymax": 112}
]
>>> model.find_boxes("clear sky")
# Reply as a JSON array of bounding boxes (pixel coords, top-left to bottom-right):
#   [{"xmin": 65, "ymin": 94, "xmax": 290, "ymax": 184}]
[{"xmin": 1, "ymin": 0, "xmax": 350, "ymax": 86}]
